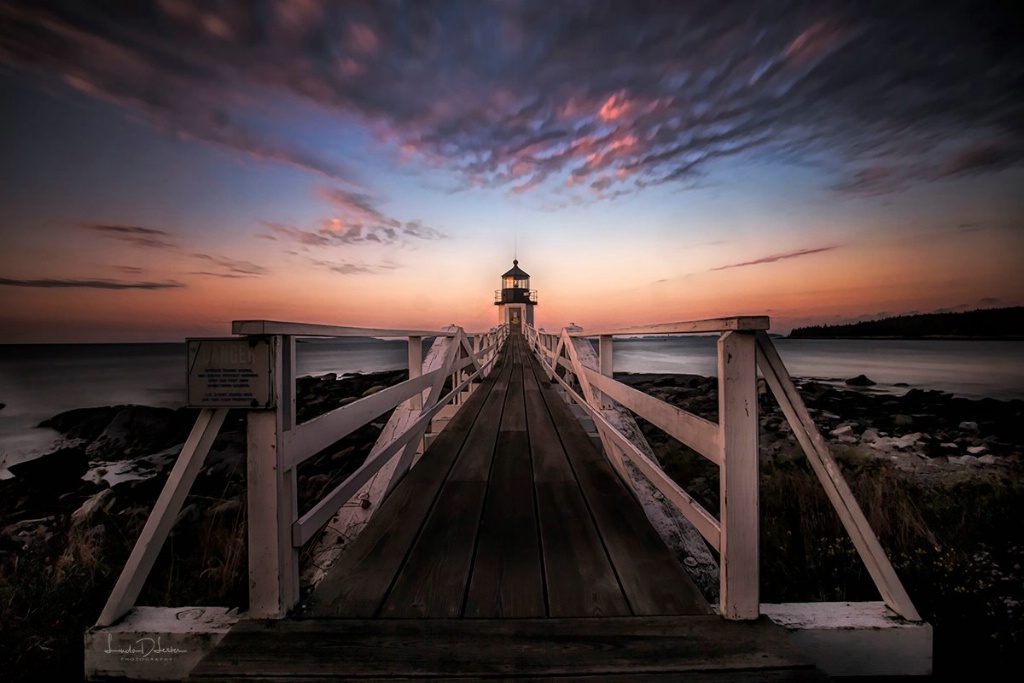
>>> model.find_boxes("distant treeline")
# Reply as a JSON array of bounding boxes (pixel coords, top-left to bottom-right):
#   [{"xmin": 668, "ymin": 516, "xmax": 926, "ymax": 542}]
[{"xmin": 789, "ymin": 306, "xmax": 1024, "ymax": 339}]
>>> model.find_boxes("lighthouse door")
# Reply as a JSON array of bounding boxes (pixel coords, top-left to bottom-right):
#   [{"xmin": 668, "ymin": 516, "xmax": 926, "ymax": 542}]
[{"xmin": 509, "ymin": 308, "xmax": 521, "ymax": 332}]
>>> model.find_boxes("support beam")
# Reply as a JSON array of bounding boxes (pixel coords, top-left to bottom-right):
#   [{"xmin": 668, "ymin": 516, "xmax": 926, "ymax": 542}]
[
  {"xmin": 755, "ymin": 331, "xmax": 921, "ymax": 621},
  {"xmin": 96, "ymin": 408, "xmax": 228, "ymax": 627}
]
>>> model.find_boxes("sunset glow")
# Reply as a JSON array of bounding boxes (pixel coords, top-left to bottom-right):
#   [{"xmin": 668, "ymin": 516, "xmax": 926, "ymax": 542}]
[{"xmin": 1, "ymin": 1, "xmax": 1022, "ymax": 342}]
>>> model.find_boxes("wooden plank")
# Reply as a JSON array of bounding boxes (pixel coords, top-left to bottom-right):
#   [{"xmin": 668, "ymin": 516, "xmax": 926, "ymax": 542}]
[
  {"xmin": 464, "ymin": 431, "xmax": 545, "ymax": 617},
  {"xmin": 465, "ymin": 336, "xmax": 545, "ymax": 617},
  {"xmin": 190, "ymin": 616, "xmax": 825, "ymax": 680},
  {"xmin": 192, "ymin": 671, "xmax": 827, "ymax": 683},
  {"xmin": 718, "ymin": 331, "xmax": 760, "ymax": 620},
  {"xmin": 378, "ymin": 354, "xmax": 513, "ymax": 617},
  {"xmin": 533, "ymin": 353, "xmax": 712, "ymax": 617},
  {"xmin": 378, "ymin": 481, "xmax": 488, "ymax": 618},
  {"xmin": 755, "ymin": 331, "xmax": 921, "ymax": 621},
  {"xmin": 304, "ymin": 357, "xmax": 500, "ymax": 617},
  {"xmin": 521, "ymin": 350, "xmax": 630, "ymax": 617}
]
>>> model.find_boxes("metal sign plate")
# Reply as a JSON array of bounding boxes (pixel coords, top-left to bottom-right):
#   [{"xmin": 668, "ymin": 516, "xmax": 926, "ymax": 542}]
[{"xmin": 186, "ymin": 338, "xmax": 275, "ymax": 408}]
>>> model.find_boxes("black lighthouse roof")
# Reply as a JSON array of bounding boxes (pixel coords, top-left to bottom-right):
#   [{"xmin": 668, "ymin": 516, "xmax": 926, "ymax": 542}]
[{"xmin": 502, "ymin": 259, "xmax": 529, "ymax": 279}]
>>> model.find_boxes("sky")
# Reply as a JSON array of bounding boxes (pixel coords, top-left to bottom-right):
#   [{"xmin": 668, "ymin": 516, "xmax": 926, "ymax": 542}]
[{"xmin": 1, "ymin": 0, "xmax": 1022, "ymax": 342}]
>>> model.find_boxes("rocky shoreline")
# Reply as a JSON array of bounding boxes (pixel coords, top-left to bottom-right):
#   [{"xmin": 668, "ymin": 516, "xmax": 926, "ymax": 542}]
[{"xmin": 1, "ymin": 368, "xmax": 1022, "ymax": 679}]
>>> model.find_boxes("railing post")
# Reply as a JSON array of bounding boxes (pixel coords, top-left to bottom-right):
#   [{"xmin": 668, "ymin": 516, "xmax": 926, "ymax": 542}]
[
  {"xmin": 408, "ymin": 336, "xmax": 423, "ymax": 411},
  {"xmin": 599, "ymin": 335, "xmax": 613, "ymax": 409},
  {"xmin": 247, "ymin": 334, "xmax": 299, "ymax": 618},
  {"xmin": 718, "ymin": 331, "xmax": 759, "ymax": 619}
]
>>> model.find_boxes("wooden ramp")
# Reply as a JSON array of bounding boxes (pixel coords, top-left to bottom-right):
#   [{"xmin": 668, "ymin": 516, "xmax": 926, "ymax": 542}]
[{"xmin": 191, "ymin": 333, "xmax": 828, "ymax": 681}]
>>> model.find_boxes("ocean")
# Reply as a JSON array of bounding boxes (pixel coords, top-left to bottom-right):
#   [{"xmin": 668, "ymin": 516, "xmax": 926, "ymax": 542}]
[{"xmin": 1, "ymin": 336, "xmax": 1022, "ymax": 471}]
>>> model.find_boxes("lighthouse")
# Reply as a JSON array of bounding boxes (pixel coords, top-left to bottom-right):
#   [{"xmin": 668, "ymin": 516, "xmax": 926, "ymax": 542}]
[{"xmin": 494, "ymin": 259, "xmax": 537, "ymax": 331}]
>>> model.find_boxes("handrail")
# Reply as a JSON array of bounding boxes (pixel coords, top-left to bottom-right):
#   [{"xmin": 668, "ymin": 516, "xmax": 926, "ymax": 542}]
[
  {"xmin": 566, "ymin": 316, "xmax": 770, "ymax": 336},
  {"xmin": 232, "ymin": 320, "xmax": 458, "ymax": 337},
  {"xmin": 523, "ymin": 320, "xmax": 921, "ymax": 623},
  {"xmin": 96, "ymin": 320, "xmax": 510, "ymax": 626}
]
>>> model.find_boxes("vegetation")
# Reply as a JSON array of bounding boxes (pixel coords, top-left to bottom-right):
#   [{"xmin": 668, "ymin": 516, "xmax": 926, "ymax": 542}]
[
  {"xmin": 789, "ymin": 306, "xmax": 1024, "ymax": 339},
  {"xmin": 648, "ymin": 429, "xmax": 1024, "ymax": 678}
]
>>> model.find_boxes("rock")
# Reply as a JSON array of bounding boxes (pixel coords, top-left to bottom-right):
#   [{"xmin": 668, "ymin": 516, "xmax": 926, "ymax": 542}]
[
  {"xmin": 38, "ymin": 406, "xmax": 119, "ymax": 441},
  {"xmin": 85, "ymin": 406, "xmax": 192, "ymax": 459},
  {"xmin": 830, "ymin": 424, "xmax": 855, "ymax": 437},
  {"xmin": 861, "ymin": 428, "xmax": 881, "ymax": 443},
  {"xmin": 894, "ymin": 414, "xmax": 914, "ymax": 426},
  {"xmin": 978, "ymin": 454, "xmax": 999, "ymax": 465},
  {"xmin": 894, "ymin": 432, "xmax": 923, "ymax": 449},
  {"xmin": 207, "ymin": 498, "xmax": 244, "ymax": 518},
  {"xmin": 959, "ymin": 421, "xmax": 979, "ymax": 432},
  {"xmin": 361, "ymin": 385, "xmax": 387, "ymax": 398},
  {"xmin": 967, "ymin": 445, "xmax": 989, "ymax": 456},
  {"xmin": 953, "ymin": 455, "xmax": 981, "ymax": 466},
  {"xmin": 845, "ymin": 374, "xmax": 876, "ymax": 387},
  {"xmin": 941, "ymin": 442, "xmax": 959, "ymax": 451},
  {"xmin": 71, "ymin": 489, "xmax": 116, "ymax": 526},
  {"xmin": 174, "ymin": 503, "xmax": 201, "ymax": 528},
  {"xmin": 9, "ymin": 447, "xmax": 90, "ymax": 492}
]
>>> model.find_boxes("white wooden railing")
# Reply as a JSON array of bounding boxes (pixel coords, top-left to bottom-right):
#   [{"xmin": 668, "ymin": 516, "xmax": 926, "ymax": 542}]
[
  {"xmin": 96, "ymin": 321, "xmax": 508, "ymax": 626},
  {"xmin": 524, "ymin": 317, "xmax": 921, "ymax": 622}
]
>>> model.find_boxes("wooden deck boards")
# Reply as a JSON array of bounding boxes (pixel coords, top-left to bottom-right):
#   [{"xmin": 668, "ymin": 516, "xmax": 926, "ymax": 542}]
[
  {"xmin": 192, "ymin": 333, "xmax": 830, "ymax": 681},
  {"xmin": 190, "ymin": 616, "xmax": 827, "ymax": 681},
  {"xmin": 306, "ymin": 332, "xmax": 710, "ymax": 620}
]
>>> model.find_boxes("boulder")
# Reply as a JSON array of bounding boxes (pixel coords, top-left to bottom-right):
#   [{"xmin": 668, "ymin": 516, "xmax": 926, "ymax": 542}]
[
  {"xmin": 959, "ymin": 421, "xmax": 979, "ymax": 432},
  {"xmin": 85, "ymin": 406, "xmax": 192, "ymax": 459},
  {"xmin": 894, "ymin": 414, "xmax": 914, "ymax": 426},
  {"xmin": 9, "ymin": 447, "xmax": 89, "ymax": 492},
  {"xmin": 845, "ymin": 374, "xmax": 877, "ymax": 387}
]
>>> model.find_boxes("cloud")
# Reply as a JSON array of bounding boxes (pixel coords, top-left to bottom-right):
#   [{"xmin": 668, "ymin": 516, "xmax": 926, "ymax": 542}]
[
  {"xmin": 0, "ymin": 2, "xmax": 358, "ymax": 183},
  {"xmin": 309, "ymin": 258, "xmax": 401, "ymax": 275},
  {"xmin": 0, "ymin": 277, "xmax": 184, "ymax": 290},
  {"xmin": 79, "ymin": 223, "xmax": 177, "ymax": 248},
  {"xmin": 3, "ymin": 1, "xmax": 1022, "ymax": 199},
  {"xmin": 709, "ymin": 246, "xmax": 839, "ymax": 271},
  {"xmin": 190, "ymin": 253, "xmax": 268, "ymax": 277},
  {"xmin": 260, "ymin": 188, "xmax": 446, "ymax": 248}
]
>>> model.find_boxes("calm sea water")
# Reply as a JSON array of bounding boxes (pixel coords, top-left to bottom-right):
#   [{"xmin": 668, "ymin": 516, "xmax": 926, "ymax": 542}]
[{"xmin": 1, "ymin": 337, "xmax": 1021, "ymax": 469}]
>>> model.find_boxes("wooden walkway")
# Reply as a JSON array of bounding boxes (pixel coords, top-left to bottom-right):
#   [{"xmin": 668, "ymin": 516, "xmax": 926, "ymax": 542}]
[{"xmin": 191, "ymin": 333, "xmax": 828, "ymax": 681}]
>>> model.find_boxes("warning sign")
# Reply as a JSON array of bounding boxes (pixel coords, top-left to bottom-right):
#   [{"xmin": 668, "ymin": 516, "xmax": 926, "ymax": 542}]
[{"xmin": 186, "ymin": 338, "xmax": 275, "ymax": 408}]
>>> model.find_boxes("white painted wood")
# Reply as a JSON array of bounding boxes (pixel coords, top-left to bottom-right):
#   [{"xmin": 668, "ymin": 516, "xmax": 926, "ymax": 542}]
[
  {"xmin": 281, "ymin": 370, "xmax": 442, "ymax": 469},
  {"xmin": 407, "ymin": 336, "xmax": 423, "ymax": 411},
  {"xmin": 547, "ymin": 370, "xmax": 722, "ymax": 550},
  {"xmin": 598, "ymin": 335, "xmax": 613, "ymax": 409},
  {"xmin": 278, "ymin": 334, "xmax": 299, "ymax": 610},
  {"xmin": 281, "ymin": 335, "xmax": 296, "ymax": 430},
  {"xmin": 564, "ymin": 332, "xmax": 629, "ymax": 480},
  {"xmin": 718, "ymin": 331, "xmax": 760, "ymax": 620},
  {"xmin": 570, "ymin": 316, "xmax": 771, "ymax": 337},
  {"xmin": 96, "ymin": 408, "xmax": 228, "ymax": 627},
  {"xmin": 232, "ymin": 320, "xmax": 449, "ymax": 338},
  {"xmin": 293, "ymin": 351, "xmax": 484, "ymax": 546},
  {"xmin": 583, "ymin": 368, "xmax": 722, "ymax": 465},
  {"xmin": 385, "ymin": 332, "xmax": 462, "ymax": 495},
  {"xmin": 755, "ymin": 331, "xmax": 921, "ymax": 621},
  {"xmin": 247, "ymin": 410, "xmax": 284, "ymax": 618}
]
